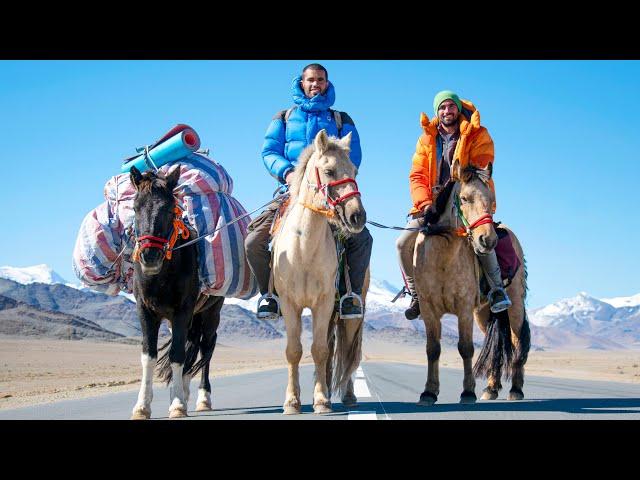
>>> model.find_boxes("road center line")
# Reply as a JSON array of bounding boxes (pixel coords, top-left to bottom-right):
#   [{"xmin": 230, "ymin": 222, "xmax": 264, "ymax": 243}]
[
  {"xmin": 347, "ymin": 411, "xmax": 377, "ymax": 420},
  {"xmin": 353, "ymin": 378, "xmax": 371, "ymax": 397}
]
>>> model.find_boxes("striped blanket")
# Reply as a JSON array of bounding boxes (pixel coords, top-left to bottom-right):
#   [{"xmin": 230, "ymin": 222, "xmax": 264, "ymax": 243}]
[{"xmin": 72, "ymin": 153, "xmax": 258, "ymax": 299}]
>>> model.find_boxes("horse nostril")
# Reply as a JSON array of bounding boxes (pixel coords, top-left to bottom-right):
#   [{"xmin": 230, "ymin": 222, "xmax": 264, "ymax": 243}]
[
  {"xmin": 479, "ymin": 235, "xmax": 488, "ymax": 248},
  {"xmin": 350, "ymin": 213, "xmax": 360, "ymax": 226}
]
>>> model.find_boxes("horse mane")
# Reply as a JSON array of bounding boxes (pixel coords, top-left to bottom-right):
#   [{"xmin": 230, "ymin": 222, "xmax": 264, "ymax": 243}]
[
  {"xmin": 136, "ymin": 170, "xmax": 171, "ymax": 195},
  {"xmin": 423, "ymin": 180, "xmax": 456, "ymax": 237},
  {"xmin": 460, "ymin": 164, "xmax": 491, "ymax": 185},
  {"xmin": 288, "ymin": 138, "xmax": 348, "ymax": 200}
]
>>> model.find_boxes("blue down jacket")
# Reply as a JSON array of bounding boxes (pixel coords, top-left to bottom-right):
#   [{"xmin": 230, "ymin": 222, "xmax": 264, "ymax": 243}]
[{"xmin": 261, "ymin": 75, "xmax": 362, "ymax": 183}]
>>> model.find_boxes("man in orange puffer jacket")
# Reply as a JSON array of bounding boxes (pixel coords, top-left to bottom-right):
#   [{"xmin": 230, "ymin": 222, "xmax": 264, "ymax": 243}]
[{"xmin": 396, "ymin": 90, "xmax": 511, "ymax": 320}]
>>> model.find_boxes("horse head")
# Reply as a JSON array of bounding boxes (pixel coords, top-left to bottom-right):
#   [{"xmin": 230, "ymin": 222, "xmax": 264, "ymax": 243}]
[
  {"xmin": 454, "ymin": 160, "xmax": 497, "ymax": 255},
  {"xmin": 292, "ymin": 129, "xmax": 366, "ymax": 235},
  {"xmin": 130, "ymin": 165, "xmax": 182, "ymax": 275}
]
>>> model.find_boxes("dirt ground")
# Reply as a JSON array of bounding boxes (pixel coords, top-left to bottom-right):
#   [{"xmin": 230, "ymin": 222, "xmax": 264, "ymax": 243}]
[{"xmin": 1, "ymin": 335, "xmax": 639, "ymax": 411}]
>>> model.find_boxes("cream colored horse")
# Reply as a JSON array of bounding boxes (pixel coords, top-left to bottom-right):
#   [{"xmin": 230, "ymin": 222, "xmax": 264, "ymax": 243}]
[
  {"xmin": 413, "ymin": 162, "xmax": 529, "ymax": 406},
  {"xmin": 272, "ymin": 129, "xmax": 369, "ymax": 415}
]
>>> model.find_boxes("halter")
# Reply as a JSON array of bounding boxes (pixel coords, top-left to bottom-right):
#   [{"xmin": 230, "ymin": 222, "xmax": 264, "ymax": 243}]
[
  {"xmin": 132, "ymin": 203, "xmax": 190, "ymax": 262},
  {"xmin": 453, "ymin": 194, "xmax": 494, "ymax": 238},
  {"xmin": 302, "ymin": 166, "xmax": 361, "ymax": 217}
]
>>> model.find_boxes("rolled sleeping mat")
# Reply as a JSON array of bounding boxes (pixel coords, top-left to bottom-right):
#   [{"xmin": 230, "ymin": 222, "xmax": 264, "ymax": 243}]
[{"xmin": 121, "ymin": 127, "xmax": 201, "ymax": 173}]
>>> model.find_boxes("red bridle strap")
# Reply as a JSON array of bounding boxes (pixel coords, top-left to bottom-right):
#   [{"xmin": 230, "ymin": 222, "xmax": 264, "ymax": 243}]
[
  {"xmin": 132, "ymin": 205, "xmax": 190, "ymax": 262},
  {"xmin": 468, "ymin": 214, "xmax": 493, "ymax": 230},
  {"xmin": 315, "ymin": 167, "xmax": 361, "ymax": 207}
]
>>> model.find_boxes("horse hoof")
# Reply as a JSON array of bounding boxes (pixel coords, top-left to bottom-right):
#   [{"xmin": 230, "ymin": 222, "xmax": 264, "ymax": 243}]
[
  {"xmin": 417, "ymin": 391, "xmax": 437, "ymax": 406},
  {"xmin": 169, "ymin": 407, "xmax": 188, "ymax": 419},
  {"xmin": 481, "ymin": 388, "xmax": 499, "ymax": 400},
  {"xmin": 283, "ymin": 405, "xmax": 302, "ymax": 415},
  {"xmin": 195, "ymin": 402, "xmax": 212, "ymax": 412},
  {"xmin": 341, "ymin": 394, "xmax": 358, "ymax": 407},
  {"xmin": 508, "ymin": 389, "xmax": 524, "ymax": 401},
  {"xmin": 460, "ymin": 391, "xmax": 477, "ymax": 404},
  {"xmin": 313, "ymin": 403, "xmax": 333, "ymax": 414},
  {"xmin": 131, "ymin": 407, "xmax": 151, "ymax": 420}
]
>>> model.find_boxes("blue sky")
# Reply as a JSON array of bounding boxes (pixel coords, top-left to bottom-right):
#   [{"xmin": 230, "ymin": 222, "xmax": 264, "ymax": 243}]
[{"xmin": 0, "ymin": 60, "xmax": 638, "ymax": 308}]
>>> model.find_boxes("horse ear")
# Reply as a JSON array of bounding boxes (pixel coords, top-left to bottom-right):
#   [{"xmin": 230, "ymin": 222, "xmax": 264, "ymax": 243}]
[
  {"xmin": 314, "ymin": 129, "xmax": 329, "ymax": 155},
  {"xmin": 339, "ymin": 131, "xmax": 352, "ymax": 151},
  {"xmin": 451, "ymin": 159, "xmax": 462, "ymax": 181},
  {"xmin": 130, "ymin": 166, "xmax": 143, "ymax": 190},
  {"xmin": 166, "ymin": 164, "xmax": 181, "ymax": 191}
]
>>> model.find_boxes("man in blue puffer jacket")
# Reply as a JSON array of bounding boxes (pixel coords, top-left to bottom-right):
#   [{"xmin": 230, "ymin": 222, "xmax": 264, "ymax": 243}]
[{"xmin": 245, "ymin": 63, "xmax": 373, "ymax": 320}]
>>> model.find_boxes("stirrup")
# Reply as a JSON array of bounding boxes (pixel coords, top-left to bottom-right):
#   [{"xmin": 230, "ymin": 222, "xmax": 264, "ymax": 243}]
[
  {"xmin": 256, "ymin": 293, "xmax": 281, "ymax": 320},
  {"xmin": 339, "ymin": 292, "xmax": 364, "ymax": 320},
  {"xmin": 391, "ymin": 286, "xmax": 409, "ymax": 303},
  {"xmin": 488, "ymin": 287, "xmax": 512, "ymax": 314}
]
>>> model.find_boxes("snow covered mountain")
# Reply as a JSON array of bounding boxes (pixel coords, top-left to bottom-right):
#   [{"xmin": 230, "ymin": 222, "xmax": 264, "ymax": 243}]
[
  {"xmin": 2, "ymin": 264, "xmax": 638, "ymax": 349},
  {"xmin": 528, "ymin": 292, "xmax": 640, "ymax": 348},
  {"xmin": 0, "ymin": 264, "xmax": 69, "ymax": 286}
]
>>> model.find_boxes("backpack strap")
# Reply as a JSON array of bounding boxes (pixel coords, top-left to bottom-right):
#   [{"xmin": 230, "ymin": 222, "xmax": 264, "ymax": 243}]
[
  {"xmin": 274, "ymin": 106, "xmax": 297, "ymax": 122},
  {"xmin": 278, "ymin": 106, "xmax": 352, "ymax": 138},
  {"xmin": 330, "ymin": 109, "xmax": 343, "ymax": 136}
]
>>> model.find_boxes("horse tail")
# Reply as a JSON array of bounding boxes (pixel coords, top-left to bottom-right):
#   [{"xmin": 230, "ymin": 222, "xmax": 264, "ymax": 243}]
[
  {"xmin": 473, "ymin": 309, "xmax": 513, "ymax": 381},
  {"xmin": 155, "ymin": 316, "xmax": 204, "ymax": 385},
  {"xmin": 512, "ymin": 311, "xmax": 530, "ymax": 371},
  {"xmin": 325, "ymin": 310, "xmax": 337, "ymax": 399},
  {"xmin": 331, "ymin": 315, "xmax": 364, "ymax": 399}
]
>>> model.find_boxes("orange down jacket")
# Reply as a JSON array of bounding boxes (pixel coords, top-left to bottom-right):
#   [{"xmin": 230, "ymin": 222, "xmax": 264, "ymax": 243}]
[{"xmin": 409, "ymin": 99, "xmax": 496, "ymax": 215}]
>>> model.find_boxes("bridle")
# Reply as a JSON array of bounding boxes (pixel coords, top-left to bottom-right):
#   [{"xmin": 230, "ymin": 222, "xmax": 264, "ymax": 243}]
[
  {"xmin": 301, "ymin": 163, "xmax": 361, "ymax": 219},
  {"xmin": 132, "ymin": 202, "xmax": 190, "ymax": 262}
]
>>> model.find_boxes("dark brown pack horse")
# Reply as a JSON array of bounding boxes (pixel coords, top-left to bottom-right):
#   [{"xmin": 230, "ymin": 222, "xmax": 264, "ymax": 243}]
[
  {"xmin": 413, "ymin": 161, "xmax": 530, "ymax": 405},
  {"xmin": 129, "ymin": 165, "xmax": 224, "ymax": 419}
]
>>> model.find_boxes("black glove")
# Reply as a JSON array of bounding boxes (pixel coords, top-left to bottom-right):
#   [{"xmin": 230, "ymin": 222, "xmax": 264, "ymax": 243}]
[{"xmin": 422, "ymin": 204, "xmax": 438, "ymax": 224}]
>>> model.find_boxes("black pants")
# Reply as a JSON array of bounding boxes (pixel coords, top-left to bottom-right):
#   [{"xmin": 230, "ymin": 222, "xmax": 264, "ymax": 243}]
[{"xmin": 244, "ymin": 201, "xmax": 373, "ymax": 296}]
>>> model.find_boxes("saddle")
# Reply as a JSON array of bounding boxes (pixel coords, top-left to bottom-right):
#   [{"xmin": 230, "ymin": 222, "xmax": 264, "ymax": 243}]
[
  {"xmin": 269, "ymin": 196, "xmax": 292, "ymax": 237},
  {"xmin": 479, "ymin": 224, "xmax": 521, "ymax": 299}
]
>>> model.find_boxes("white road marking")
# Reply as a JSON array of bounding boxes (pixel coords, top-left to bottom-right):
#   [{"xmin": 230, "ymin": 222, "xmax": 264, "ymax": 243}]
[
  {"xmin": 348, "ymin": 411, "xmax": 377, "ymax": 420},
  {"xmin": 356, "ymin": 367, "xmax": 365, "ymax": 378},
  {"xmin": 354, "ymin": 378, "xmax": 371, "ymax": 398}
]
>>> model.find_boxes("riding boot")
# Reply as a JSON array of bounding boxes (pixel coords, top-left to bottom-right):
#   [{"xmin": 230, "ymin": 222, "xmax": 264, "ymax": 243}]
[
  {"xmin": 477, "ymin": 249, "xmax": 512, "ymax": 313},
  {"xmin": 404, "ymin": 277, "xmax": 421, "ymax": 320},
  {"xmin": 245, "ymin": 203, "xmax": 280, "ymax": 319},
  {"xmin": 340, "ymin": 227, "xmax": 373, "ymax": 319},
  {"xmin": 396, "ymin": 217, "xmax": 423, "ymax": 320}
]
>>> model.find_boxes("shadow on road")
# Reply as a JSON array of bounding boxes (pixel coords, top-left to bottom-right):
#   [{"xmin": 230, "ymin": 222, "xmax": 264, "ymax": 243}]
[
  {"xmin": 173, "ymin": 398, "xmax": 640, "ymax": 418},
  {"xmin": 354, "ymin": 397, "xmax": 640, "ymax": 415}
]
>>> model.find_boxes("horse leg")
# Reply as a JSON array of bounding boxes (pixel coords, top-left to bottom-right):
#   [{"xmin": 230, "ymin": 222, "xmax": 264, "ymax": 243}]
[
  {"xmin": 339, "ymin": 317, "xmax": 364, "ymax": 407},
  {"xmin": 281, "ymin": 299, "xmax": 303, "ymax": 415},
  {"xmin": 131, "ymin": 306, "xmax": 160, "ymax": 420},
  {"xmin": 507, "ymin": 291, "xmax": 529, "ymax": 401},
  {"xmin": 196, "ymin": 298, "xmax": 223, "ymax": 411},
  {"xmin": 342, "ymin": 378, "xmax": 357, "ymax": 407},
  {"xmin": 311, "ymin": 297, "xmax": 335, "ymax": 414},
  {"xmin": 418, "ymin": 308, "xmax": 441, "ymax": 406},
  {"xmin": 167, "ymin": 313, "xmax": 190, "ymax": 419},
  {"xmin": 474, "ymin": 303, "xmax": 501, "ymax": 400},
  {"xmin": 458, "ymin": 311, "xmax": 477, "ymax": 404}
]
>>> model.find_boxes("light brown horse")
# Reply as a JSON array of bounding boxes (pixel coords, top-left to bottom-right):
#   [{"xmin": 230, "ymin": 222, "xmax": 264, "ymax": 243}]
[
  {"xmin": 272, "ymin": 129, "xmax": 369, "ymax": 414},
  {"xmin": 413, "ymin": 162, "xmax": 530, "ymax": 405}
]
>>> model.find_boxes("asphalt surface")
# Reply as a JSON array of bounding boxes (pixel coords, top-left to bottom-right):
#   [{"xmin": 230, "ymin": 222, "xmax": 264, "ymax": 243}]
[{"xmin": 2, "ymin": 362, "xmax": 639, "ymax": 420}]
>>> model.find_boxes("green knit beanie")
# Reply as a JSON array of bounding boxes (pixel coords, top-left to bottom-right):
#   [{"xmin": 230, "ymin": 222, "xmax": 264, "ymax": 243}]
[{"xmin": 433, "ymin": 90, "xmax": 462, "ymax": 117}]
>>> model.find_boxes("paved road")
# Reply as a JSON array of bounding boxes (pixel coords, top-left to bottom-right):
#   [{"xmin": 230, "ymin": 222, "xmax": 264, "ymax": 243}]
[{"xmin": 2, "ymin": 362, "xmax": 639, "ymax": 419}]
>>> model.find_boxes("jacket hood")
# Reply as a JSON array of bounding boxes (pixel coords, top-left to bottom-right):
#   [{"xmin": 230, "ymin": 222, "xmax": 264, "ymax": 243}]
[{"xmin": 291, "ymin": 75, "xmax": 336, "ymax": 112}]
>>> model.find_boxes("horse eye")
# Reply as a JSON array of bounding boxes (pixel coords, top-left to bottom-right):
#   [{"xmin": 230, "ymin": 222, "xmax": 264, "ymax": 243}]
[
  {"xmin": 460, "ymin": 196, "xmax": 468, "ymax": 203},
  {"xmin": 324, "ymin": 170, "xmax": 335, "ymax": 177}
]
